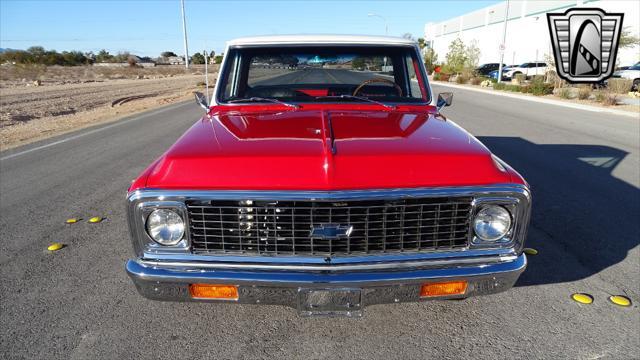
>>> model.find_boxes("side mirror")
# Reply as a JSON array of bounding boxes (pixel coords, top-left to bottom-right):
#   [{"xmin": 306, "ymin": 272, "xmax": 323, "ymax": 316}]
[
  {"xmin": 194, "ymin": 91, "xmax": 209, "ymax": 111},
  {"xmin": 436, "ymin": 92, "xmax": 453, "ymax": 111}
]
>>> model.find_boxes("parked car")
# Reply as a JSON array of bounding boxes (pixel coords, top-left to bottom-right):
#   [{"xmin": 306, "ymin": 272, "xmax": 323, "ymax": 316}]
[
  {"xmin": 125, "ymin": 35, "xmax": 532, "ymax": 316},
  {"xmin": 488, "ymin": 65, "xmax": 515, "ymax": 80},
  {"xmin": 611, "ymin": 63, "xmax": 640, "ymax": 91},
  {"xmin": 504, "ymin": 62, "xmax": 548, "ymax": 79},
  {"xmin": 475, "ymin": 63, "xmax": 506, "ymax": 76}
]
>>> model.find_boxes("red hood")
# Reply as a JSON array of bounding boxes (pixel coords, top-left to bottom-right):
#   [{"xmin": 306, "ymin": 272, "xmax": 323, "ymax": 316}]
[{"xmin": 141, "ymin": 106, "xmax": 514, "ymax": 190}]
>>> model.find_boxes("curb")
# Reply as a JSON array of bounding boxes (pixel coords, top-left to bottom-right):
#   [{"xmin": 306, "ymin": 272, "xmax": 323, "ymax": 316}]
[{"xmin": 431, "ymin": 81, "xmax": 639, "ymax": 118}]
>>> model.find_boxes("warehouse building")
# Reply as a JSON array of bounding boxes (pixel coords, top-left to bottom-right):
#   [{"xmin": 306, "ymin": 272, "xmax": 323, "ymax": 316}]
[{"xmin": 424, "ymin": 0, "xmax": 639, "ymax": 68}]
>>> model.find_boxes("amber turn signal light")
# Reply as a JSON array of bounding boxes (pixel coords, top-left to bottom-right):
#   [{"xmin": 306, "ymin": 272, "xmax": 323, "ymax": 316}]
[
  {"xmin": 189, "ymin": 284, "xmax": 239, "ymax": 300},
  {"xmin": 420, "ymin": 281, "xmax": 468, "ymax": 297}
]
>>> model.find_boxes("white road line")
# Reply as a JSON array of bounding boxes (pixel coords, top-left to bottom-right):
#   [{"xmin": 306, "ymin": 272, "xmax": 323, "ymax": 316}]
[
  {"xmin": 0, "ymin": 101, "xmax": 192, "ymax": 161},
  {"xmin": 432, "ymin": 81, "xmax": 640, "ymax": 118}
]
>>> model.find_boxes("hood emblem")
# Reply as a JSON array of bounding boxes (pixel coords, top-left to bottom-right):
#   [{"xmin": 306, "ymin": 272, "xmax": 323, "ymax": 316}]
[{"xmin": 310, "ymin": 224, "xmax": 353, "ymax": 239}]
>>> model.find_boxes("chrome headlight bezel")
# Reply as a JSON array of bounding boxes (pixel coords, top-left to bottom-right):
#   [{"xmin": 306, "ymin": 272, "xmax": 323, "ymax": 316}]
[
  {"xmin": 132, "ymin": 201, "xmax": 190, "ymax": 254},
  {"xmin": 470, "ymin": 198, "xmax": 519, "ymax": 248}
]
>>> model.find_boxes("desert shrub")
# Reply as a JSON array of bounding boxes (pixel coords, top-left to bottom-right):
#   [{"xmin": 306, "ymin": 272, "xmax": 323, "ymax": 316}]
[
  {"xmin": 439, "ymin": 73, "xmax": 451, "ymax": 82},
  {"xmin": 557, "ymin": 88, "xmax": 572, "ymax": 99},
  {"xmin": 480, "ymin": 79, "xmax": 492, "ymax": 87},
  {"xmin": 530, "ymin": 75, "xmax": 545, "ymax": 83},
  {"xmin": 607, "ymin": 78, "xmax": 633, "ymax": 94},
  {"xmin": 520, "ymin": 85, "xmax": 530, "ymax": 93},
  {"xmin": 602, "ymin": 92, "xmax": 618, "ymax": 106},
  {"xmin": 577, "ymin": 86, "xmax": 592, "ymax": 100},
  {"xmin": 594, "ymin": 91, "xmax": 606, "ymax": 102},
  {"xmin": 470, "ymin": 77, "xmax": 483, "ymax": 85},
  {"xmin": 0, "ymin": 63, "xmax": 48, "ymax": 81},
  {"xmin": 505, "ymin": 84, "xmax": 522, "ymax": 92},
  {"xmin": 513, "ymin": 73, "xmax": 526, "ymax": 84},
  {"xmin": 493, "ymin": 82, "xmax": 506, "ymax": 90},
  {"xmin": 455, "ymin": 75, "xmax": 469, "ymax": 84}
]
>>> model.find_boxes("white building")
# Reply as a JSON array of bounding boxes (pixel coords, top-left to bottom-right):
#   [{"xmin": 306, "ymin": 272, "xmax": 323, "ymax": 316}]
[{"xmin": 424, "ymin": 0, "xmax": 640, "ymax": 68}]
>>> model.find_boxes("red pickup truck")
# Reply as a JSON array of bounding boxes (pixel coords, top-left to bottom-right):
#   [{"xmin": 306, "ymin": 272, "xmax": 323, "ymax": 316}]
[{"xmin": 126, "ymin": 35, "xmax": 531, "ymax": 316}]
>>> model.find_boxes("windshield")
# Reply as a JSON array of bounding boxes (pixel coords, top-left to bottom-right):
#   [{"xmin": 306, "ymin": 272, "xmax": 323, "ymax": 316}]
[{"xmin": 217, "ymin": 46, "xmax": 429, "ymax": 104}]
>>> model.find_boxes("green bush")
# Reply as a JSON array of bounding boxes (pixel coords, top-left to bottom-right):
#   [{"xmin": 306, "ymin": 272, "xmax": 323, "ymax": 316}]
[
  {"xmin": 493, "ymin": 82, "xmax": 506, "ymax": 90},
  {"xmin": 528, "ymin": 81, "xmax": 554, "ymax": 96},
  {"xmin": 433, "ymin": 72, "xmax": 441, "ymax": 81},
  {"xmin": 505, "ymin": 84, "xmax": 522, "ymax": 92},
  {"xmin": 594, "ymin": 91, "xmax": 606, "ymax": 102}
]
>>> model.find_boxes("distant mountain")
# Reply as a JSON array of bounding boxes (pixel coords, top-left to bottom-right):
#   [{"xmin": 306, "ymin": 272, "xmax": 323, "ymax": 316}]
[{"xmin": 0, "ymin": 48, "xmax": 17, "ymax": 53}]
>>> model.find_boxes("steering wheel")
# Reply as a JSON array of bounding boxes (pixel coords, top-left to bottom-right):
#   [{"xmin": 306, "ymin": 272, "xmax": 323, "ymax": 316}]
[{"xmin": 353, "ymin": 78, "xmax": 403, "ymax": 97}]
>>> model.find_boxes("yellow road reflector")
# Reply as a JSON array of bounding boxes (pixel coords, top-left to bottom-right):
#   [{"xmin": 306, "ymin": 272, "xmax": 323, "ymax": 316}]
[
  {"xmin": 571, "ymin": 293, "xmax": 593, "ymax": 304},
  {"xmin": 47, "ymin": 243, "xmax": 63, "ymax": 251},
  {"xmin": 66, "ymin": 218, "xmax": 79, "ymax": 224},
  {"xmin": 523, "ymin": 248, "xmax": 538, "ymax": 256},
  {"xmin": 88, "ymin": 217, "xmax": 103, "ymax": 223},
  {"xmin": 609, "ymin": 295, "xmax": 631, "ymax": 307}
]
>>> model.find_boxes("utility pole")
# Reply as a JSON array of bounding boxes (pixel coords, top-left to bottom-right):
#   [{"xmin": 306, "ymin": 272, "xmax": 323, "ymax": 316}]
[
  {"xmin": 497, "ymin": 0, "xmax": 510, "ymax": 83},
  {"xmin": 181, "ymin": 0, "xmax": 189, "ymax": 69},
  {"xmin": 368, "ymin": 13, "xmax": 388, "ymax": 35}
]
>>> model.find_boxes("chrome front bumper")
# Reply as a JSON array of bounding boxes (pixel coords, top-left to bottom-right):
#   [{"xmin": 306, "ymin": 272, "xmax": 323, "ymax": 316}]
[{"xmin": 126, "ymin": 253, "xmax": 527, "ymax": 313}]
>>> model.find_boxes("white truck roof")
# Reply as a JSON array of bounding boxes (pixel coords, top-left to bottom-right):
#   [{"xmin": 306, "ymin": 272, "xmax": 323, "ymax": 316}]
[{"xmin": 227, "ymin": 34, "xmax": 417, "ymax": 46}]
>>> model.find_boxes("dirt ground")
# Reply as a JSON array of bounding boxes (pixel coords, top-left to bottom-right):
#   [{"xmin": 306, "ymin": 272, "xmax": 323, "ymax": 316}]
[{"xmin": 0, "ymin": 65, "xmax": 217, "ymax": 150}]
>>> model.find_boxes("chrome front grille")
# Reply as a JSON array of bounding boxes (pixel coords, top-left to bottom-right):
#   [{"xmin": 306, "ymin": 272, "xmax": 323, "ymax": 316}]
[{"xmin": 186, "ymin": 197, "xmax": 473, "ymax": 256}]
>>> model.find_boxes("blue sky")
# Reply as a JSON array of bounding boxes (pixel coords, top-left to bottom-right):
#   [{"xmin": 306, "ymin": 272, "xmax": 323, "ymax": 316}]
[{"xmin": 1, "ymin": 0, "xmax": 499, "ymax": 57}]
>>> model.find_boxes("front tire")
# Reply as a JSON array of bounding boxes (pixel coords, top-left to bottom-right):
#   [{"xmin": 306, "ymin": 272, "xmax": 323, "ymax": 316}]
[{"xmin": 632, "ymin": 79, "xmax": 639, "ymax": 92}]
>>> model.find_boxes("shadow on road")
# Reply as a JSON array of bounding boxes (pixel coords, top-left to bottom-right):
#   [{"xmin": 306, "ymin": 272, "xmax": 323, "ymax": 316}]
[{"xmin": 478, "ymin": 136, "xmax": 639, "ymax": 287}]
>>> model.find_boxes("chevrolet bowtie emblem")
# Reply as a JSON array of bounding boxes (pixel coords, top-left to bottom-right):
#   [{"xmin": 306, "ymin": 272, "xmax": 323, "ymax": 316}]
[
  {"xmin": 310, "ymin": 224, "xmax": 353, "ymax": 239},
  {"xmin": 547, "ymin": 8, "xmax": 623, "ymax": 83}
]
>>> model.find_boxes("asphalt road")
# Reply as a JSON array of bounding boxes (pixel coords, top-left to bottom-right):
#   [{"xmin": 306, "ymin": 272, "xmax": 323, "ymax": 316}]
[
  {"xmin": 253, "ymin": 68, "xmax": 382, "ymax": 85},
  {"xmin": 1, "ymin": 85, "xmax": 639, "ymax": 359}
]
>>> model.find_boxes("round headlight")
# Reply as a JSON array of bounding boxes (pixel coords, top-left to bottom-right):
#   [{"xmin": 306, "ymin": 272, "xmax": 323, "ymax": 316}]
[
  {"xmin": 473, "ymin": 205, "xmax": 512, "ymax": 242},
  {"xmin": 146, "ymin": 209, "xmax": 185, "ymax": 245}
]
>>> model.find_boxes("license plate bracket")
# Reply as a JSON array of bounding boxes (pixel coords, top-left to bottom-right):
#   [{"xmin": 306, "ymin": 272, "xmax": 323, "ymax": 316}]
[{"xmin": 298, "ymin": 288, "xmax": 363, "ymax": 317}]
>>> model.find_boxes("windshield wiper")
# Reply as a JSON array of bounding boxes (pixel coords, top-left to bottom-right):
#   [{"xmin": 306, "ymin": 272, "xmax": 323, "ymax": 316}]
[
  {"xmin": 314, "ymin": 95, "xmax": 396, "ymax": 110},
  {"xmin": 228, "ymin": 97, "xmax": 299, "ymax": 109}
]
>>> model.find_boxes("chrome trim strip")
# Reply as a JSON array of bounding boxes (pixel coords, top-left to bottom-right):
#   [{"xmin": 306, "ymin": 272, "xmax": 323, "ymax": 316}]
[
  {"xmin": 137, "ymin": 254, "xmax": 518, "ymax": 272},
  {"xmin": 141, "ymin": 248, "xmax": 517, "ymax": 265},
  {"xmin": 128, "ymin": 184, "xmax": 530, "ymax": 201}
]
